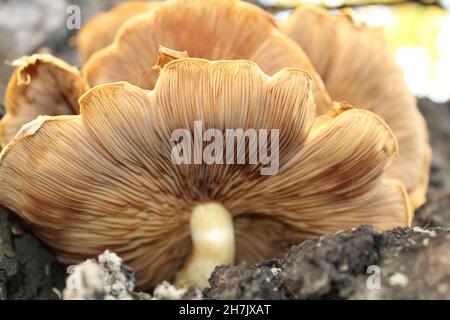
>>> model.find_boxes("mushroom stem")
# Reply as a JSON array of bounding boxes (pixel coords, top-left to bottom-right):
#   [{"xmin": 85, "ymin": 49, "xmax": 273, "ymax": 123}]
[{"xmin": 175, "ymin": 203, "xmax": 235, "ymax": 288}]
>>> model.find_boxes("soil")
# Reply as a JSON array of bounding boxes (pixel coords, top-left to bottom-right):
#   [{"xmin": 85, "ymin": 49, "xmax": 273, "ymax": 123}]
[
  {"xmin": 0, "ymin": 208, "xmax": 65, "ymax": 299},
  {"xmin": 0, "ymin": 98, "xmax": 449, "ymax": 300},
  {"xmin": 204, "ymin": 225, "xmax": 450, "ymax": 299}
]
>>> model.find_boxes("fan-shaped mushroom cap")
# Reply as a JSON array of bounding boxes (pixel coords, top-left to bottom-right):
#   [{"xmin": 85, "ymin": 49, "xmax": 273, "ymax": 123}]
[
  {"xmin": 77, "ymin": 1, "xmax": 159, "ymax": 62},
  {"xmin": 0, "ymin": 54, "xmax": 89, "ymax": 147},
  {"xmin": 0, "ymin": 58, "xmax": 411, "ymax": 289},
  {"xmin": 82, "ymin": 0, "xmax": 331, "ymax": 113},
  {"xmin": 280, "ymin": 6, "xmax": 431, "ymax": 208}
]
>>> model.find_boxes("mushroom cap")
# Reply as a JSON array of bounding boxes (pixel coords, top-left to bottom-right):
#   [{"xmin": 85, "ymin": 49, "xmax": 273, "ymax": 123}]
[
  {"xmin": 0, "ymin": 55, "xmax": 89, "ymax": 147},
  {"xmin": 0, "ymin": 58, "xmax": 411, "ymax": 288},
  {"xmin": 77, "ymin": 1, "xmax": 159, "ymax": 62},
  {"xmin": 82, "ymin": 0, "xmax": 331, "ymax": 113},
  {"xmin": 280, "ymin": 6, "xmax": 431, "ymax": 208}
]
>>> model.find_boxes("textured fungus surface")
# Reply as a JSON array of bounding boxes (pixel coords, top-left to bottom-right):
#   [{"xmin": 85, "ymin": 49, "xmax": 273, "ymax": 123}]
[{"xmin": 0, "ymin": 58, "xmax": 410, "ymax": 289}]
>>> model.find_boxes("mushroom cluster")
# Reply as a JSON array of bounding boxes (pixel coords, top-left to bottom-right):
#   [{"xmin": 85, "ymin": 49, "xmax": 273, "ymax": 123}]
[
  {"xmin": 0, "ymin": 0, "xmax": 427, "ymax": 289},
  {"xmin": 0, "ymin": 0, "xmax": 331, "ymax": 146}
]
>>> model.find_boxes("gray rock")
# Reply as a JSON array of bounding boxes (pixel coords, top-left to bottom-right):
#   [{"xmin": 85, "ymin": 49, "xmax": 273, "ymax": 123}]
[
  {"xmin": 63, "ymin": 250, "xmax": 135, "ymax": 300},
  {"xmin": 205, "ymin": 260, "xmax": 291, "ymax": 300},
  {"xmin": 151, "ymin": 281, "xmax": 202, "ymax": 300},
  {"xmin": 62, "ymin": 252, "xmax": 202, "ymax": 300}
]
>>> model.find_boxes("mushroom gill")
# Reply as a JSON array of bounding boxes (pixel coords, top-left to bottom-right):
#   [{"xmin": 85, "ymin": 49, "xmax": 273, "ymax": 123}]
[
  {"xmin": 0, "ymin": 58, "xmax": 411, "ymax": 289},
  {"xmin": 0, "ymin": 54, "xmax": 89, "ymax": 147},
  {"xmin": 280, "ymin": 6, "xmax": 431, "ymax": 208},
  {"xmin": 77, "ymin": 1, "xmax": 159, "ymax": 62},
  {"xmin": 82, "ymin": 0, "xmax": 331, "ymax": 113}
]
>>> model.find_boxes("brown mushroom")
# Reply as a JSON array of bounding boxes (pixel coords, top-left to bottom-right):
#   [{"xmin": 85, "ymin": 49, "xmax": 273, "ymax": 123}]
[
  {"xmin": 77, "ymin": 1, "xmax": 159, "ymax": 62},
  {"xmin": 280, "ymin": 6, "xmax": 431, "ymax": 208},
  {"xmin": 0, "ymin": 55, "xmax": 89, "ymax": 147},
  {"xmin": 82, "ymin": 0, "xmax": 331, "ymax": 113},
  {"xmin": 0, "ymin": 57, "xmax": 411, "ymax": 289},
  {"xmin": 0, "ymin": 0, "xmax": 332, "ymax": 146}
]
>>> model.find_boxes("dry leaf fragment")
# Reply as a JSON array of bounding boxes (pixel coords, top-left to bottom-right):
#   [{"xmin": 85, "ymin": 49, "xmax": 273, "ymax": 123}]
[{"xmin": 0, "ymin": 55, "xmax": 89, "ymax": 147}]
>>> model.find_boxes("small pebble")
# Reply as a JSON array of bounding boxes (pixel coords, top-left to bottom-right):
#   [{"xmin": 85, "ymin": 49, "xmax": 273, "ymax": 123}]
[
  {"xmin": 388, "ymin": 272, "xmax": 409, "ymax": 287},
  {"xmin": 270, "ymin": 267, "xmax": 281, "ymax": 275}
]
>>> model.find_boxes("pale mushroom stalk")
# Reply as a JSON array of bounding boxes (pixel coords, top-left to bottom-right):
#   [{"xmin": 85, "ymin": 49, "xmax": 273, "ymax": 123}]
[{"xmin": 176, "ymin": 203, "xmax": 235, "ymax": 288}]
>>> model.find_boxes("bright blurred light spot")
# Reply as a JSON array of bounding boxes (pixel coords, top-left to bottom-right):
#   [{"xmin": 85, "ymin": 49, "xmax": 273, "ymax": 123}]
[
  {"xmin": 323, "ymin": 0, "xmax": 344, "ymax": 7},
  {"xmin": 430, "ymin": 14, "xmax": 450, "ymax": 102},
  {"xmin": 355, "ymin": 5, "xmax": 396, "ymax": 28},
  {"xmin": 274, "ymin": 9, "xmax": 293, "ymax": 20},
  {"xmin": 357, "ymin": 4, "xmax": 450, "ymax": 102},
  {"xmin": 259, "ymin": 0, "xmax": 279, "ymax": 6},
  {"xmin": 257, "ymin": 0, "xmax": 421, "ymax": 6},
  {"xmin": 396, "ymin": 47, "xmax": 430, "ymax": 98},
  {"xmin": 265, "ymin": 1, "xmax": 450, "ymax": 102}
]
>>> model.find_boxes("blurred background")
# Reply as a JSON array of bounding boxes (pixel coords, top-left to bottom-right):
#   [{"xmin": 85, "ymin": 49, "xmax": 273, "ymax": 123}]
[
  {"xmin": 269, "ymin": 0, "xmax": 450, "ymax": 103},
  {"xmin": 0, "ymin": 0, "xmax": 449, "ymax": 103}
]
